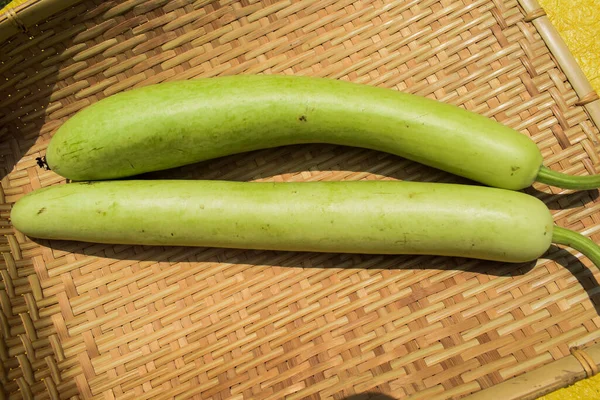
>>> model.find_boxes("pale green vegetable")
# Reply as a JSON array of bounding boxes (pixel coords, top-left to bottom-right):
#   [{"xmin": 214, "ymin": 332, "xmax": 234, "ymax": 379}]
[
  {"xmin": 11, "ymin": 180, "xmax": 556, "ymax": 263},
  {"xmin": 43, "ymin": 75, "xmax": 567, "ymax": 190}
]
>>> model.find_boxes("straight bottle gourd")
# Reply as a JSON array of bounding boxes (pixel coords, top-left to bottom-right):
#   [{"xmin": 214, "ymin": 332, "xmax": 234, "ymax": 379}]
[{"xmin": 10, "ymin": 180, "xmax": 600, "ymax": 269}]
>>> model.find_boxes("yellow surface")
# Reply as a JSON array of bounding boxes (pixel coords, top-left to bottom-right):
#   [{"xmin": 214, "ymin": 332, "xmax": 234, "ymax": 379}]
[
  {"xmin": 0, "ymin": 0, "xmax": 27, "ymax": 13},
  {"xmin": 0, "ymin": 0, "xmax": 599, "ymax": 398},
  {"xmin": 538, "ymin": 0, "xmax": 600, "ymax": 95},
  {"xmin": 537, "ymin": 373, "xmax": 600, "ymax": 400}
]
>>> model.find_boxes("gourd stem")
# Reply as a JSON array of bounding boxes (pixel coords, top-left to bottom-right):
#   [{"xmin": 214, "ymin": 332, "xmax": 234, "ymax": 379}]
[
  {"xmin": 552, "ymin": 226, "xmax": 600, "ymax": 268},
  {"xmin": 537, "ymin": 165, "xmax": 600, "ymax": 190}
]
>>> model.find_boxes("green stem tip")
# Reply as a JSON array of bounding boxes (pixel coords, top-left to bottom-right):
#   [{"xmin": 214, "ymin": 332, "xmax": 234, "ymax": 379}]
[
  {"xmin": 552, "ymin": 226, "xmax": 600, "ymax": 268},
  {"xmin": 537, "ymin": 165, "xmax": 600, "ymax": 190}
]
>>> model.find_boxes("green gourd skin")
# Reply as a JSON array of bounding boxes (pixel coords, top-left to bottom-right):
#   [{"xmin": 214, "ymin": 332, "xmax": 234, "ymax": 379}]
[
  {"xmin": 11, "ymin": 180, "xmax": 554, "ymax": 263},
  {"xmin": 46, "ymin": 75, "xmax": 544, "ymax": 190}
]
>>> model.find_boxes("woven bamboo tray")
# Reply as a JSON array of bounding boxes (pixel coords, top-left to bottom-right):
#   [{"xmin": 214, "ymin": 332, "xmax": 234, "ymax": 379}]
[{"xmin": 2, "ymin": 0, "xmax": 600, "ymax": 399}]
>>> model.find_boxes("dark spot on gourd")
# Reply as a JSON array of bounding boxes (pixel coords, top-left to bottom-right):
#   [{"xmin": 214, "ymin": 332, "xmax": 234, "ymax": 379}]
[
  {"xmin": 171, "ymin": 233, "xmax": 174, "ymax": 236},
  {"xmin": 511, "ymin": 166, "xmax": 520, "ymax": 172},
  {"xmin": 298, "ymin": 115, "xmax": 307, "ymax": 122},
  {"xmin": 37, "ymin": 207, "xmax": 46, "ymax": 215}
]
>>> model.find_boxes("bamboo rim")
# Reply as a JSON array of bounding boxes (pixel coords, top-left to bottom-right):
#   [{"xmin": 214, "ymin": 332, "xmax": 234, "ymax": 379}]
[
  {"xmin": 463, "ymin": 341, "xmax": 600, "ymax": 399},
  {"xmin": 517, "ymin": 0, "xmax": 600, "ymax": 130},
  {"xmin": 0, "ymin": 0, "xmax": 82, "ymax": 42}
]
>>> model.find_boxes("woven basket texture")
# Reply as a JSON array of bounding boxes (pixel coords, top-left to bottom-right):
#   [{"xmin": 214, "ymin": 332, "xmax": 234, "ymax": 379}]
[{"xmin": 1, "ymin": 0, "xmax": 600, "ymax": 399}]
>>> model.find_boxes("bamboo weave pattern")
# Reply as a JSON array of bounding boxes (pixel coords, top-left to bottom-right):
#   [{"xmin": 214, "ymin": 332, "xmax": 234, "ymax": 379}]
[{"xmin": 1, "ymin": 0, "xmax": 600, "ymax": 398}]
